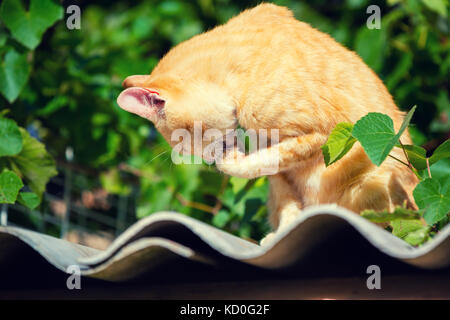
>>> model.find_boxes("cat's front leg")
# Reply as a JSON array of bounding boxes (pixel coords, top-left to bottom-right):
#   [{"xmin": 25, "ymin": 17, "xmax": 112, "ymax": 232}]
[
  {"xmin": 216, "ymin": 147, "xmax": 278, "ymax": 178},
  {"xmin": 216, "ymin": 132, "xmax": 327, "ymax": 179},
  {"xmin": 260, "ymin": 205, "xmax": 300, "ymax": 246},
  {"xmin": 260, "ymin": 174, "xmax": 303, "ymax": 246}
]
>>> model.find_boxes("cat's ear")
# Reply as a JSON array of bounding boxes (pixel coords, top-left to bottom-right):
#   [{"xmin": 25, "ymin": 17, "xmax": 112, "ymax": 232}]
[{"xmin": 117, "ymin": 87, "xmax": 165, "ymax": 122}]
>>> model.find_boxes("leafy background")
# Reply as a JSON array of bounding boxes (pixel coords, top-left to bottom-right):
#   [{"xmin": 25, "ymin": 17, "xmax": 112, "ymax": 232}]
[{"xmin": 0, "ymin": 0, "xmax": 449, "ymax": 242}]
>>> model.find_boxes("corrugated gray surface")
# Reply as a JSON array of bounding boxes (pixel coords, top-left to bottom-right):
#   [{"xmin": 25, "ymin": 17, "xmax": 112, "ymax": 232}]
[{"xmin": 0, "ymin": 205, "xmax": 449, "ymax": 282}]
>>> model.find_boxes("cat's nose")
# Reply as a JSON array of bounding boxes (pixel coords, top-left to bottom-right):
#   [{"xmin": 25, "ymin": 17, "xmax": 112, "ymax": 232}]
[{"xmin": 122, "ymin": 75, "xmax": 151, "ymax": 88}]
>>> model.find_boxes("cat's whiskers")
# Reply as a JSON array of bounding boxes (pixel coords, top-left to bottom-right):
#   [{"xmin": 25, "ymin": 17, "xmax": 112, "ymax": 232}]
[{"xmin": 145, "ymin": 150, "xmax": 169, "ymax": 165}]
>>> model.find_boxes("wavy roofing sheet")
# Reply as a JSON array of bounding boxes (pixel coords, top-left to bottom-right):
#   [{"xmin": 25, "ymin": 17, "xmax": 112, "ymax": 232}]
[{"xmin": 0, "ymin": 205, "xmax": 449, "ymax": 282}]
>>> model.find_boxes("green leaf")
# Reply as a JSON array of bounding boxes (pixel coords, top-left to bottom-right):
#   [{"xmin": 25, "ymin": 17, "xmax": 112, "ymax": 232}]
[
  {"xmin": 0, "ymin": 48, "xmax": 30, "ymax": 103},
  {"xmin": 400, "ymin": 145, "xmax": 428, "ymax": 170},
  {"xmin": 361, "ymin": 206, "xmax": 421, "ymax": 223},
  {"xmin": 396, "ymin": 106, "xmax": 417, "ymax": 140},
  {"xmin": 413, "ymin": 178, "xmax": 450, "ymax": 225},
  {"xmin": 401, "ymin": 139, "xmax": 449, "ymax": 170},
  {"xmin": 422, "ymin": 0, "xmax": 448, "ymax": 17},
  {"xmin": 0, "ymin": 0, "xmax": 63, "ymax": 50},
  {"xmin": 0, "ymin": 117, "xmax": 23, "ymax": 157},
  {"xmin": 425, "ymin": 158, "xmax": 450, "ymax": 187},
  {"xmin": 8, "ymin": 129, "xmax": 57, "ymax": 197},
  {"xmin": 403, "ymin": 227, "xmax": 430, "ymax": 246},
  {"xmin": 17, "ymin": 191, "xmax": 40, "ymax": 209},
  {"xmin": 352, "ymin": 106, "xmax": 416, "ymax": 166},
  {"xmin": 390, "ymin": 220, "xmax": 430, "ymax": 246},
  {"xmin": 321, "ymin": 122, "xmax": 356, "ymax": 166},
  {"xmin": 429, "ymin": 139, "xmax": 450, "ymax": 164},
  {"xmin": 0, "ymin": 170, "xmax": 23, "ymax": 203}
]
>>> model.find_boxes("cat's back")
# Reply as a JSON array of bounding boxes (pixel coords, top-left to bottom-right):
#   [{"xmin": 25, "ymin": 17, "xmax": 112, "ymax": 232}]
[
  {"xmin": 154, "ymin": 4, "xmax": 331, "ymax": 73},
  {"xmin": 152, "ymin": 3, "xmax": 403, "ymax": 133}
]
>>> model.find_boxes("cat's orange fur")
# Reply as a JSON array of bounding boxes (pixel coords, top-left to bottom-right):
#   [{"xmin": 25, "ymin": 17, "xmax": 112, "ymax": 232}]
[{"xmin": 117, "ymin": 3, "xmax": 418, "ymax": 244}]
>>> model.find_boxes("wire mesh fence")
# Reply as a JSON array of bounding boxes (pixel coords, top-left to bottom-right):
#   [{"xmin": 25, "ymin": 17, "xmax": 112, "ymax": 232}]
[{"xmin": 0, "ymin": 157, "xmax": 138, "ymax": 250}]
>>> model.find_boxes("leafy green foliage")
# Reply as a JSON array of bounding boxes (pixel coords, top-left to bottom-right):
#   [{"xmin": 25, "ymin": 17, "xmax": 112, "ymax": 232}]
[
  {"xmin": 10, "ymin": 128, "xmax": 58, "ymax": 197},
  {"xmin": 0, "ymin": 117, "xmax": 57, "ymax": 208},
  {"xmin": 362, "ymin": 206, "xmax": 430, "ymax": 246},
  {"xmin": 0, "ymin": 0, "xmax": 63, "ymax": 49},
  {"xmin": 324, "ymin": 104, "xmax": 448, "ymax": 245},
  {"xmin": 0, "ymin": 0, "xmax": 61, "ymax": 210},
  {"xmin": 401, "ymin": 140, "xmax": 450, "ymax": 170}
]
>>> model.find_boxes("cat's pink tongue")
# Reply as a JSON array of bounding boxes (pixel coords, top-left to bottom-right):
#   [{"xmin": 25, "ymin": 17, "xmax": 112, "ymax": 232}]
[{"xmin": 117, "ymin": 87, "xmax": 163, "ymax": 122}]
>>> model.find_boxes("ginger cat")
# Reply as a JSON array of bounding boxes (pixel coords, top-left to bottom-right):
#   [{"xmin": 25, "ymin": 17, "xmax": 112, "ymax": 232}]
[{"xmin": 117, "ymin": 3, "xmax": 418, "ymax": 244}]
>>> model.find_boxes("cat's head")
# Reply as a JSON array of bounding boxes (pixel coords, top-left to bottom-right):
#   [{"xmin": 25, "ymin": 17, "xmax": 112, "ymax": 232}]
[{"xmin": 117, "ymin": 74, "xmax": 237, "ymax": 161}]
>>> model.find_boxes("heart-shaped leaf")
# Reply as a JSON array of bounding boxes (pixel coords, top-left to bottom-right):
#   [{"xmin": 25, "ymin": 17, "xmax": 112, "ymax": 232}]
[
  {"xmin": 0, "ymin": 48, "xmax": 30, "ymax": 103},
  {"xmin": 321, "ymin": 122, "xmax": 357, "ymax": 166},
  {"xmin": 0, "ymin": 0, "xmax": 63, "ymax": 50},
  {"xmin": 0, "ymin": 170, "xmax": 23, "ymax": 204},
  {"xmin": 352, "ymin": 106, "xmax": 416, "ymax": 166},
  {"xmin": 413, "ymin": 178, "xmax": 450, "ymax": 225},
  {"xmin": 0, "ymin": 117, "xmax": 23, "ymax": 156}
]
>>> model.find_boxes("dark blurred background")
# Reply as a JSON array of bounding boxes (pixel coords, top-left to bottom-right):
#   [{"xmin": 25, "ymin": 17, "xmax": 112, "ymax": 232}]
[{"xmin": 0, "ymin": 0, "xmax": 448, "ymax": 248}]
